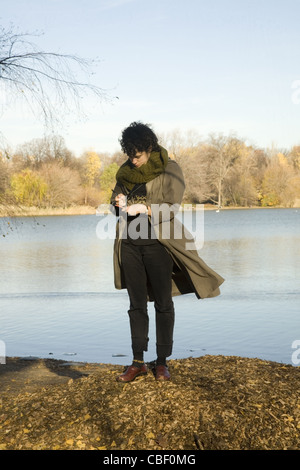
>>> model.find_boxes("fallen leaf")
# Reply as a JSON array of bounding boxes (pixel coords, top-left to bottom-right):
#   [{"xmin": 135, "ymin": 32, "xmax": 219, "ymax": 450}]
[
  {"xmin": 155, "ymin": 434, "xmax": 168, "ymax": 447},
  {"xmin": 76, "ymin": 440, "xmax": 85, "ymax": 448}
]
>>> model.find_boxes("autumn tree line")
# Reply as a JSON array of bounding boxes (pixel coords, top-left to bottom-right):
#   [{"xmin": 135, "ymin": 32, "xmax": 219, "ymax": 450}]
[{"xmin": 0, "ymin": 131, "xmax": 300, "ymax": 213}]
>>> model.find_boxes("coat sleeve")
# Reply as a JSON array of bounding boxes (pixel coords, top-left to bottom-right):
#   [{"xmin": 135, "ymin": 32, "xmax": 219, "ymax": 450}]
[{"xmin": 110, "ymin": 182, "xmax": 124, "ymax": 216}]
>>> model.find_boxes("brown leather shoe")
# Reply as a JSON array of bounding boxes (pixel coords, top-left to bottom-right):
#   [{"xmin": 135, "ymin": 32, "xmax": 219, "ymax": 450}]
[
  {"xmin": 116, "ymin": 364, "xmax": 147, "ymax": 382},
  {"xmin": 155, "ymin": 365, "xmax": 171, "ymax": 381}
]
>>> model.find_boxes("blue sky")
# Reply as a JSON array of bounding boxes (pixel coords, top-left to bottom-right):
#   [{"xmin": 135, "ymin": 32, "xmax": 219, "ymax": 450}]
[{"xmin": 1, "ymin": 0, "xmax": 300, "ymax": 155}]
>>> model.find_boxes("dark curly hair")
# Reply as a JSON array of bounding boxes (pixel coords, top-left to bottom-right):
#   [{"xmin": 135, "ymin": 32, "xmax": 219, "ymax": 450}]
[{"xmin": 119, "ymin": 121, "xmax": 160, "ymax": 158}]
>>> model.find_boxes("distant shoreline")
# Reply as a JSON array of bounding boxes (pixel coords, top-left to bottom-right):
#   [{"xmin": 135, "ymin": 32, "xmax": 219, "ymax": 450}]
[{"xmin": 0, "ymin": 204, "xmax": 299, "ymax": 218}]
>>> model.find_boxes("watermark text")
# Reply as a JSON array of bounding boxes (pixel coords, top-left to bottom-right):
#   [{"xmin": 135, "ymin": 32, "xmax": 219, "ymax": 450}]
[
  {"xmin": 96, "ymin": 203, "xmax": 204, "ymax": 250},
  {"xmin": 291, "ymin": 80, "xmax": 300, "ymax": 104},
  {"xmin": 291, "ymin": 340, "xmax": 300, "ymax": 365},
  {"xmin": 0, "ymin": 340, "xmax": 6, "ymax": 364}
]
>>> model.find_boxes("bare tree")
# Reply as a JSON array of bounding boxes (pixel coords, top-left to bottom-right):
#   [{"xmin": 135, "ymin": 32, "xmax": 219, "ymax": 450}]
[
  {"xmin": 177, "ymin": 145, "xmax": 213, "ymax": 203},
  {"xmin": 0, "ymin": 24, "xmax": 113, "ymax": 223},
  {"xmin": 110, "ymin": 150, "xmax": 127, "ymax": 167},
  {"xmin": 38, "ymin": 161, "xmax": 82, "ymax": 208},
  {"xmin": 15, "ymin": 135, "xmax": 74, "ymax": 168},
  {"xmin": 158, "ymin": 128, "xmax": 202, "ymax": 161},
  {"xmin": 0, "ymin": 25, "xmax": 111, "ymax": 133},
  {"xmin": 205, "ymin": 134, "xmax": 241, "ymax": 208},
  {"xmin": 0, "ymin": 152, "xmax": 10, "ymax": 195}
]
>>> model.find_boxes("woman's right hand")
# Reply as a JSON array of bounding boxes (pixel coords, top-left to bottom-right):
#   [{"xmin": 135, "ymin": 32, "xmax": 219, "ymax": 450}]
[{"xmin": 115, "ymin": 193, "xmax": 127, "ymax": 208}]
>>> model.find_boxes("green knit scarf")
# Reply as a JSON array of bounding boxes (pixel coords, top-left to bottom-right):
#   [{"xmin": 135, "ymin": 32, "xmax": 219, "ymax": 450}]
[{"xmin": 116, "ymin": 145, "xmax": 169, "ymax": 191}]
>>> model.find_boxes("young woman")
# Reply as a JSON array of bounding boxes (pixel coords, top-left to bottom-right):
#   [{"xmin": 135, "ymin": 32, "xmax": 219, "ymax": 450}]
[{"xmin": 111, "ymin": 122, "xmax": 224, "ymax": 382}]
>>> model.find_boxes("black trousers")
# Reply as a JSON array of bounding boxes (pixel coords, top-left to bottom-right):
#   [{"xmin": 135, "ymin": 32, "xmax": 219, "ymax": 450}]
[{"xmin": 120, "ymin": 240, "xmax": 175, "ymax": 358}]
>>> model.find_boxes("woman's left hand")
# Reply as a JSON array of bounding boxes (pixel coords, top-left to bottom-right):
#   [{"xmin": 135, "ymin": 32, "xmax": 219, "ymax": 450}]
[{"xmin": 125, "ymin": 204, "xmax": 148, "ymax": 216}]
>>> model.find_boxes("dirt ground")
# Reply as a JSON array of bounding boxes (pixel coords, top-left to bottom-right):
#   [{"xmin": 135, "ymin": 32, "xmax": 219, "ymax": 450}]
[{"xmin": 0, "ymin": 354, "xmax": 299, "ymax": 450}]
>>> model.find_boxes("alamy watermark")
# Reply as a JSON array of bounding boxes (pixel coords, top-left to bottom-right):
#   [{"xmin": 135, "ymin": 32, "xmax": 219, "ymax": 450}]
[
  {"xmin": 95, "ymin": 203, "xmax": 204, "ymax": 250},
  {"xmin": 0, "ymin": 340, "xmax": 6, "ymax": 364},
  {"xmin": 291, "ymin": 80, "xmax": 300, "ymax": 104},
  {"xmin": 291, "ymin": 340, "xmax": 300, "ymax": 365}
]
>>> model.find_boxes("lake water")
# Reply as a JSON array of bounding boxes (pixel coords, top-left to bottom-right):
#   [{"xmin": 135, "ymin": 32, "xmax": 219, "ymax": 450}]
[{"xmin": 0, "ymin": 208, "xmax": 299, "ymax": 366}]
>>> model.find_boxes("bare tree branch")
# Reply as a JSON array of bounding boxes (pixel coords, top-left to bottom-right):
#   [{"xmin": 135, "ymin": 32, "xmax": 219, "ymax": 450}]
[{"xmin": 0, "ymin": 25, "xmax": 114, "ymax": 131}]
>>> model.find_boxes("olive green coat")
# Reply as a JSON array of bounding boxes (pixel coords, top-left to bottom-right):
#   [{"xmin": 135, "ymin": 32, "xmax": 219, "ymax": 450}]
[{"xmin": 111, "ymin": 159, "xmax": 224, "ymax": 300}]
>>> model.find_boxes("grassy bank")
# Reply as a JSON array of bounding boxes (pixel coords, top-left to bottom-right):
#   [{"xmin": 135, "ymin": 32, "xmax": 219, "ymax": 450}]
[
  {"xmin": 1, "ymin": 203, "xmax": 298, "ymax": 218},
  {"xmin": 0, "ymin": 204, "xmax": 97, "ymax": 218}
]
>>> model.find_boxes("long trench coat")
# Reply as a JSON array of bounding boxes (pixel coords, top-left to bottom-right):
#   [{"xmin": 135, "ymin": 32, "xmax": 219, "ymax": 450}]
[{"xmin": 111, "ymin": 159, "xmax": 225, "ymax": 300}]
